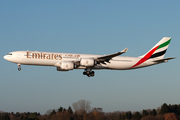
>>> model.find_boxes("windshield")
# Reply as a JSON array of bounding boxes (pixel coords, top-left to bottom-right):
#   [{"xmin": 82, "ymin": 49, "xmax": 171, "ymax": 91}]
[{"xmin": 8, "ymin": 53, "xmax": 12, "ymax": 55}]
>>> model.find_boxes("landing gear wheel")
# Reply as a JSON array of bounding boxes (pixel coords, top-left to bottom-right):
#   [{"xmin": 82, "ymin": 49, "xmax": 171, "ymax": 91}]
[
  {"xmin": 86, "ymin": 71, "xmax": 90, "ymax": 74},
  {"xmin": 87, "ymin": 74, "xmax": 91, "ymax": 77},
  {"xmin": 83, "ymin": 69, "xmax": 95, "ymax": 77},
  {"xmin": 83, "ymin": 72, "xmax": 87, "ymax": 75},
  {"xmin": 18, "ymin": 64, "xmax": 21, "ymax": 71},
  {"xmin": 91, "ymin": 71, "xmax": 95, "ymax": 77},
  {"xmin": 18, "ymin": 67, "xmax": 21, "ymax": 71}
]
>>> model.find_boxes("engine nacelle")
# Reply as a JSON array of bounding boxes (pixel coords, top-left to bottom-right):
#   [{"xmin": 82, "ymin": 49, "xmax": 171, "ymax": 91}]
[
  {"xmin": 80, "ymin": 58, "xmax": 97, "ymax": 67},
  {"xmin": 57, "ymin": 62, "xmax": 75, "ymax": 71}
]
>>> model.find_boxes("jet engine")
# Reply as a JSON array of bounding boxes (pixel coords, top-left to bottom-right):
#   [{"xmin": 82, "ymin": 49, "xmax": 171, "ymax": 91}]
[
  {"xmin": 80, "ymin": 58, "xmax": 97, "ymax": 67},
  {"xmin": 57, "ymin": 62, "xmax": 76, "ymax": 71}
]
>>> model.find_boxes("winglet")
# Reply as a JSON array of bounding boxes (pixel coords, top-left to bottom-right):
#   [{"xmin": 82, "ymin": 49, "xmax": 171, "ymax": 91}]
[{"xmin": 121, "ymin": 48, "xmax": 128, "ymax": 53}]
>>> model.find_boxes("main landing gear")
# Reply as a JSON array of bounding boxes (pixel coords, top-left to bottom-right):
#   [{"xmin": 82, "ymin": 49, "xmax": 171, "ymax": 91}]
[
  {"xmin": 83, "ymin": 69, "xmax": 95, "ymax": 77},
  {"xmin": 18, "ymin": 64, "xmax": 21, "ymax": 71}
]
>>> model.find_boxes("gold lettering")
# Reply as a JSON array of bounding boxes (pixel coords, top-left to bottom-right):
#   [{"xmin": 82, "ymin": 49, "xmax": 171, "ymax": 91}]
[
  {"xmin": 43, "ymin": 54, "xmax": 46, "ymax": 59},
  {"xmin": 27, "ymin": 52, "xmax": 63, "ymax": 60},
  {"xmin": 46, "ymin": 54, "xmax": 51, "ymax": 59},
  {"xmin": 32, "ymin": 53, "xmax": 40, "ymax": 59},
  {"xmin": 54, "ymin": 54, "xmax": 58, "ymax": 60},
  {"xmin": 41, "ymin": 52, "xmax": 43, "ymax": 59},
  {"xmin": 59, "ymin": 55, "xmax": 62, "ymax": 60},
  {"xmin": 27, "ymin": 52, "xmax": 31, "ymax": 58},
  {"xmin": 51, "ymin": 54, "xmax": 54, "ymax": 60}
]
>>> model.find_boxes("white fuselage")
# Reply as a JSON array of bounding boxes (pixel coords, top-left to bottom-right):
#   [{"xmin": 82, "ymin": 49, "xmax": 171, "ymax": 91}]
[{"xmin": 3, "ymin": 51, "xmax": 158, "ymax": 70}]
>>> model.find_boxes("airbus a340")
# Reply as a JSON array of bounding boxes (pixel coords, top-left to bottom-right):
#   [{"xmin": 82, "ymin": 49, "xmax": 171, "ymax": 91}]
[{"xmin": 4, "ymin": 37, "xmax": 175, "ymax": 77}]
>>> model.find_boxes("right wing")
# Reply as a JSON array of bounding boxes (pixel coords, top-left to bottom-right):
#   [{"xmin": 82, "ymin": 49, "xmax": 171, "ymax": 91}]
[
  {"xmin": 73, "ymin": 48, "xmax": 128, "ymax": 66},
  {"xmin": 95, "ymin": 48, "xmax": 128, "ymax": 63}
]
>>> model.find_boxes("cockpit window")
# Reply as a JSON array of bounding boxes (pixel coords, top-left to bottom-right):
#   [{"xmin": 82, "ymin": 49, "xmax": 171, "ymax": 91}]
[{"xmin": 8, "ymin": 53, "xmax": 12, "ymax": 55}]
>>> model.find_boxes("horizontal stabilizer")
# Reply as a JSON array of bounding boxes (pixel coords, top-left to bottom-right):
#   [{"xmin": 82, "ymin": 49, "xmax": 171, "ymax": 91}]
[{"xmin": 153, "ymin": 57, "xmax": 176, "ymax": 63}]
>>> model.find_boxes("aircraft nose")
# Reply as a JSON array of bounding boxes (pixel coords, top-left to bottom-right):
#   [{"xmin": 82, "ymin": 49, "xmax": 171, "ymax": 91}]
[
  {"xmin": 3, "ymin": 55, "xmax": 7, "ymax": 60},
  {"xmin": 3, "ymin": 55, "xmax": 10, "ymax": 61}
]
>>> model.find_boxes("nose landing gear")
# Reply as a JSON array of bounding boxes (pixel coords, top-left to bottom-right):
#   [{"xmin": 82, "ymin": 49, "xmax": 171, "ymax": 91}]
[
  {"xmin": 18, "ymin": 64, "xmax": 21, "ymax": 71},
  {"xmin": 83, "ymin": 69, "xmax": 95, "ymax": 77}
]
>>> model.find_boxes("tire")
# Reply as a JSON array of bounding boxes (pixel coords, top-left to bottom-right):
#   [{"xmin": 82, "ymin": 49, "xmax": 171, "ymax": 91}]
[{"xmin": 18, "ymin": 68, "xmax": 21, "ymax": 71}]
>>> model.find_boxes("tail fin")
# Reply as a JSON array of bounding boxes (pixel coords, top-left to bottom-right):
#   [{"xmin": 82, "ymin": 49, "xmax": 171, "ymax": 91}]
[{"xmin": 140, "ymin": 37, "xmax": 172, "ymax": 60}]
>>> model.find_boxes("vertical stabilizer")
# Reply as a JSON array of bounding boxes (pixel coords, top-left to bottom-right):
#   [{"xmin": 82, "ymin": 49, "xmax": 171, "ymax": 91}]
[{"xmin": 140, "ymin": 37, "xmax": 172, "ymax": 60}]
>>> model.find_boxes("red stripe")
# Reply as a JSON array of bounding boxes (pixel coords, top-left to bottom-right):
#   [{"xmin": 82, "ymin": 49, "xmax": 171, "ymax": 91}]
[{"xmin": 131, "ymin": 45, "xmax": 159, "ymax": 68}]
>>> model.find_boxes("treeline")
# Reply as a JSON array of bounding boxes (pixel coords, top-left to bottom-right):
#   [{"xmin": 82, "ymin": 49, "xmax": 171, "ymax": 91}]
[
  {"xmin": 0, "ymin": 112, "xmax": 40, "ymax": 120},
  {"xmin": 1, "ymin": 102, "xmax": 180, "ymax": 120}
]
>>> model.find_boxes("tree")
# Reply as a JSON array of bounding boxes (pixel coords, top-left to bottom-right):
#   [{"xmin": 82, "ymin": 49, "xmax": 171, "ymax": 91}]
[
  {"xmin": 50, "ymin": 109, "xmax": 56, "ymax": 118},
  {"xmin": 160, "ymin": 103, "xmax": 170, "ymax": 114},
  {"xmin": 163, "ymin": 113, "xmax": 178, "ymax": 120},
  {"xmin": 178, "ymin": 105, "xmax": 180, "ymax": 115},
  {"xmin": 23, "ymin": 115, "xmax": 28, "ymax": 120},
  {"xmin": 141, "ymin": 115, "xmax": 154, "ymax": 120},
  {"xmin": 120, "ymin": 113, "xmax": 126, "ymax": 120},
  {"xmin": 58, "ymin": 107, "xmax": 63, "ymax": 113},
  {"xmin": 149, "ymin": 109, "xmax": 157, "ymax": 116},
  {"xmin": 20, "ymin": 114, "xmax": 24, "ymax": 120},
  {"xmin": 28, "ymin": 112, "xmax": 40, "ymax": 120},
  {"xmin": 45, "ymin": 109, "xmax": 52, "ymax": 115},
  {"xmin": 125, "ymin": 111, "xmax": 132, "ymax": 119},
  {"xmin": 0, "ymin": 113, "xmax": 10, "ymax": 120},
  {"xmin": 72, "ymin": 100, "xmax": 91, "ymax": 115},
  {"xmin": 68, "ymin": 106, "xmax": 73, "ymax": 114},
  {"xmin": 63, "ymin": 108, "xmax": 66, "ymax": 112},
  {"xmin": 142, "ymin": 109, "xmax": 149, "ymax": 117},
  {"xmin": 92, "ymin": 108, "xmax": 103, "ymax": 113},
  {"xmin": 132, "ymin": 112, "xmax": 141, "ymax": 120},
  {"xmin": 169, "ymin": 104, "xmax": 178, "ymax": 114}
]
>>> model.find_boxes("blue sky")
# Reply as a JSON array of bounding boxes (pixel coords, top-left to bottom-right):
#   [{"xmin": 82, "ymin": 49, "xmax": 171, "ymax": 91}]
[{"xmin": 0, "ymin": 1, "xmax": 179, "ymax": 114}]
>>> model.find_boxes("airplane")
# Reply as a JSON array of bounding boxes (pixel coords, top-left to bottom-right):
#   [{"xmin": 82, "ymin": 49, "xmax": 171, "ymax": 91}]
[{"xmin": 3, "ymin": 37, "xmax": 175, "ymax": 77}]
